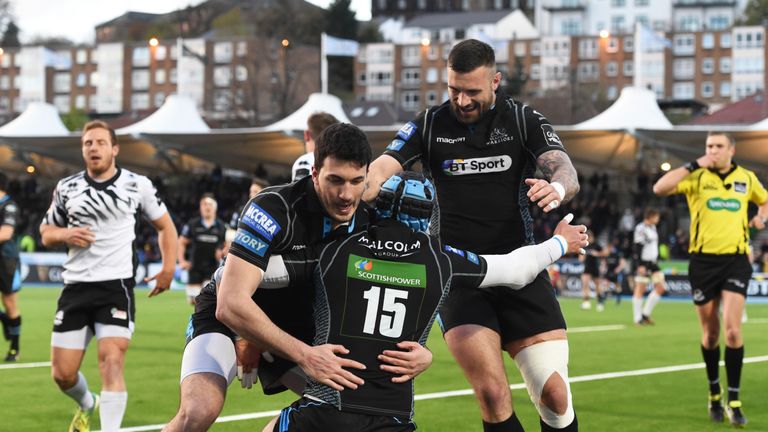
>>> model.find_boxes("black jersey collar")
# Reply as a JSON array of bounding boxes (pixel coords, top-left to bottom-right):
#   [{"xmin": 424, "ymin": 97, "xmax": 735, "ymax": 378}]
[
  {"xmin": 708, "ymin": 162, "xmax": 738, "ymax": 181},
  {"xmin": 84, "ymin": 166, "xmax": 121, "ymax": 190}
]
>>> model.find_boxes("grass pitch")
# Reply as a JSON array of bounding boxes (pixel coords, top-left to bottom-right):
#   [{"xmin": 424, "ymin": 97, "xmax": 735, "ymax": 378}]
[{"xmin": 2, "ymin": 287, "xmax": 767, "ymax": 431}]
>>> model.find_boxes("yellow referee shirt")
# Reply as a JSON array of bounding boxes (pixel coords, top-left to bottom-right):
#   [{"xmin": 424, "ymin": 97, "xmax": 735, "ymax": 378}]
[{"xmin": 677, "ymin": 164, "xmax": 768, "ymax": 255}]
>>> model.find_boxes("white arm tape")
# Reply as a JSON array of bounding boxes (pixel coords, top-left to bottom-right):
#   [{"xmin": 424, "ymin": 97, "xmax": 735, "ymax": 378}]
[
  {"xmin": 259, "ymin": 255, "xmax": 291, "ymax": 289},
  {"xmin": 551, "ymin": 181, "xmax": 566, "ymax": 200},
  {"xmin": 478, "ymin": 235, "xmax": 566, "ymax": 290}
]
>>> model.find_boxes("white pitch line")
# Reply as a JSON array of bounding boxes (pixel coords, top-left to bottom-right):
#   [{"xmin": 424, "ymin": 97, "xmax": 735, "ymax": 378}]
[
  {"xmin": 96, "ymin": 355, "xmax": 768, "ymax": 432},
  {"xmin": 0, "ymin": 361, "xmax": 50, "ymax": 370},
  {"xmin": 567, "ymin": 324, "xmax": 626, "ymax": 333}
]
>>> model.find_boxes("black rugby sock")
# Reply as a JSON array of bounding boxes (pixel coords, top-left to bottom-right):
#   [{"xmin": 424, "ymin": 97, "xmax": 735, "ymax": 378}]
[
  {"xmin": 725, "ymin": 345, "xmax": 744, "ymax": 402},
  {"xmin": 701, "ymin": 345, "xmax": 721, "ymax": 395},
  {"xmin": 483, "ymin": 412, "xmax": 525, "ymax": 432},
  {"xmin": 8, "ymin": 315, "xmax": 20, "ymax": 351},
  {"xmin": 540, "ymin": 413, "xmax": 578, "ymax": 431}
]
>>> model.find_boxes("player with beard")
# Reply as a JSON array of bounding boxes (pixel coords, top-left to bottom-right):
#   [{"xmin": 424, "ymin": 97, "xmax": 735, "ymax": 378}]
[
  {"xmin": 41, "ymin": 120, "xmax": 177, "ymax": 432},
  {"xmin": 364, "ymin": 39, "xmax": 581, "ymax": 431}
]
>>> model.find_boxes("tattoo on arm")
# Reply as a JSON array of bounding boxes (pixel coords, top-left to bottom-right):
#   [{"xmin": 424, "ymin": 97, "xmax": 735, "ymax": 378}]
[{"xmin": 536, "ymin": 150, "xmax": 580, "ymax": 202}]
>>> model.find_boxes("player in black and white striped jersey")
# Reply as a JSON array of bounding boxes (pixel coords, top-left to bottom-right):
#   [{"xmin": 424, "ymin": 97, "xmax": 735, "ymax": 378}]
[
  {"xmin": 632, "ymin": 208, "xmax": 666, "ymax": 325},
  {"xmin": 40, "ymin": 120, "xmax": 178, "ymax": 432}
]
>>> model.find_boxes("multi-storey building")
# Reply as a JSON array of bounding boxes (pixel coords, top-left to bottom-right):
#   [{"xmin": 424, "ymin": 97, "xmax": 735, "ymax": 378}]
[{"xmin": 372, "ymin": 0, "xmax": 530, "ymax": 19}]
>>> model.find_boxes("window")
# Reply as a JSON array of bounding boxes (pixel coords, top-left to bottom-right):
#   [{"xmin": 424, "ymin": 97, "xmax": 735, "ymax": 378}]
[
  {"xmin": 579, "ymin": 39, "xmax": 597, "ymax": 59},
  {"xmin": 214, "ymin": 42, "xmax": 233, "ymax": 63},
  {"xmin": 635, "ymin": 15, "xmax": 649, "ymax": 28},
  {"xmin": 0, "ymin": 76, "xmax": 8, "ymax": 90},
  {"xmin": 154, "ymin": 92, "xmax": 165, "ymax": 107},
  {"xmin": 90, "ymin": 72, "xmax": 99, "ymax": 87},
  {"xmin": 1, "ymin": 54, "xmax": 10, "ymax": 68},
  {"xmin": 673, "ymin": 34, "xmax": 695, "ymax": 55},
  {"xmin": 624, "ymin": 36, "xmax": 634, "ymax": 52},
  {"xmin": 426, "ymin": 67, "xmax": 438, "ymax": 83},
  {"xmin": 401, "ymin": 46, "xmax": 420, "ymax": 66},
  {"xmin": 427, "ymin": 45, "xmax": 438, "ymax": 60},
  {"xmin": 719, "ymin": 57, "xmax": 731, "ymax": 74},
  {"xmin": 531, "ymin": 42, "xmax": 540, "ymax": 56},
  {"xmin": 678, "ymin": 16, "xmax": 700, "ymax": 32},
  {"xmin": 76, "ymin": 72, "xmax": 87, "ymax": 87},
  {"xmin": 237, "ymin": 41, "xmax": 247, "ymax": 57},
  {"xmin": 155, "ymin": 69, "xmax": 166, "ymax": 85},
  {"xmin": 673, "ymin": 82, "xmax": 694, "ymax": 99},
  {"xmin": 701, "ymin": 81, "xmax": 713, "ymax": 98},
  {"xmin": 214, "ymin": 66, "xmax": 232, "ymax": 87},
  {"xmin": 673, "ymin": 59, "xmax": 695, "ymax": 79},
  {"xmin": 635, "ymin": 0, "xmax": 648, "ymax": 5},
  {"xmin": 426, "ymin": 90, "xmax": 438, "ymax": 105},
  {"xmin": 701, "ymin": 58, "xmax": 714, "ymax": 74},
  {"xmin": 402, "ymin": 68, "xmax": 420, "ymax": 85},
  {"xmin": 611, "ymin": 0, "xmax": 625, "ymax": 6},
  {"xmin": 236, "ymin": 65, "xmax": 248, "ymax": 82},
  {"xmin": 153, "ymin": 45, "xmax": 166, "ymax": 61},
  {"xmin": 214, "ymin": 90, "xmax": 231, "ymax": 111},
  {"xmin": 561, "ymin": 20, "xmax": 581, "ymax": 35},
  {"xmin": 133, "ymin": 47, "xmax": 150, "ymax": 67},
  {"xmin": 606, "ymin": 85, "xmax": 617, "ymax": 99},
  {"xmin": 708, "ymin": 15, "xmax": 730, "ymax": 30},
  {"xmin": 606, "ymin": 61, "xmax": 618, "ymax": 77},
  {"xmin": 720, "ymin": 33, "xmax": 731, "ymax": 48},
  {"xmin": 720, "ymin": 81, "xmax": 731, "ymax": 97},
  {"xmin": 623, "ymin": 60, "xmax": 633, "ymax": 76},
  {"xmin": 75, "ymin": 95, "xmax": 86, "ymax": 110},
  {"xmin": 131, "ymin": 93, "xmax": 149, "ymax": 109},
  {"xmin": 402, "ymin": 91, "xmax": 420, "ymax": 110},
  {"xmin": 53, "ymin": 95, "xmax": 70, "ymax": 112},
  {"xmin": 530, "ymin": 63, "xmax": 540, "ymax": 80},
  {"xmin": 170, "ymin": 68, "xmax": 177, "ymax": 84},
  {"xmin": 606, "ymin": 37, "xmax": 619, "ymax": 53},
  {"xmin": 54, "ymin": 73, "xmax": 71, "ymax": 92},
  {"xmin": 132, "ymin": 70, "xmax": 149, "ymax": 90},
  {"xmin": 76, "ymin": 49, "xmax": 88, "ymax": 64},
  {"xmin": 515, "ymin": 42, "xmax": 526, "ymax": 57},
  {"xmin": 358, "ymin": 72, "xmax": 366, "ymax": 85},
  {"xmin": 577, "ymin": 62, "xmax": 598, "ymax": 81},
  {"xmin": 702, "ymin": 33, "xmax": 714, "ymax": 49},
  {"xmin": 610, "ymin": 16, "xmax": 626, "ymax": 33}
]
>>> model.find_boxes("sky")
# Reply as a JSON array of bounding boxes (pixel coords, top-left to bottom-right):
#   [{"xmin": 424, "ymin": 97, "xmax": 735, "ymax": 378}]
[{"xmin": 11, "ymin": 0, "xmax": 372, "ymax": 44}]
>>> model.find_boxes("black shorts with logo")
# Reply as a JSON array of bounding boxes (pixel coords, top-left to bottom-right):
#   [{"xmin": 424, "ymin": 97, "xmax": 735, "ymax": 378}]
[
  {"xmin": 0, "ymin": 257, "xmax": 20, "ymax": 294},
  {"xmin": 439, "ymin": 270, "xmax": 566, "ymax": 345},
  {"xmin": 689, "ymin": 253, "xmax": 752, "ymax": 305},
  {"xmin": 53, "ymin": 278, "xmax": 136, "ymax": 333},
  {"xmin": 273, "ymin": 397, "xmax": 416, "ymax": 432}
]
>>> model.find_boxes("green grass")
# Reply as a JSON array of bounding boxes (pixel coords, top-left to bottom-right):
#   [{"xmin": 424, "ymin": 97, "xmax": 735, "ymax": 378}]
[{"xmin": 2, "ymin": 288, "xmax": 768, "ymax": 431}]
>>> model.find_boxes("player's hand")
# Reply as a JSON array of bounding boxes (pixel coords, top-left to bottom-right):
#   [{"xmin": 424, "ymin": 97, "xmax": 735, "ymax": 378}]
[
  {"xmin": 525, "ymin": 178, "xmax": 564, "ymax": 213},
  {"xmin": 146, "ymin": 267, "xmax": 174, "ymax": 297},
  {"xmin": 235, "ymin": 339, "xmax": 261, "ymax": 389},
  {"xmin": 179, "ymin": 259, "xmax": 191, "ymax": 270},
  {"xmin": 749, "ymin": 215, "xmax": 766, "ymax": 230},
  {"xmin": 64, "ymin": 227, "xmax": 96, "ymax": 248},
  {"xmin": 298, "ymin": 344, "xmax": 365, "ymax": 391},
  {"xmin": 554, "ymin": 213, "xmax": 589, "ymax": 255},
  {"xmin": 695, "ymin": 154, "xmax": 717, "ymax": 169},
  {"xmin": 378, "ymin": 341, "xmax": 433, "ymax": 383}
]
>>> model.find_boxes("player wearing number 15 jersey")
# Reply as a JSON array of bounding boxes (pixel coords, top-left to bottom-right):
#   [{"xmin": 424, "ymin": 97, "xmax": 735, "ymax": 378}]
[{"xmin": 259, "ymin": 172, "xmax": 588, "ymax": 432}]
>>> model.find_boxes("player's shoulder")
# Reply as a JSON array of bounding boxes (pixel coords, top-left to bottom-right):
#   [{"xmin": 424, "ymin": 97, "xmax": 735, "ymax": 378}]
[
  {"xmin": 57, "ymin": 170, "xmax": 86, "ymax": 188},
  {"xmin": 118, "ymin": 168, "xmax": 154, "ymax": 187}
]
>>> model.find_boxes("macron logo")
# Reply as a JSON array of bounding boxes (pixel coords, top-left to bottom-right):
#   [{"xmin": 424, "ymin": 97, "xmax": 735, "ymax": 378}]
[
  {"xmin": 233, "ymin": 229, "xmax": 268, "ymax": 257},
  {"xmin": 242, "ymin": 203, "xmax": 281, "ymax": 241}
]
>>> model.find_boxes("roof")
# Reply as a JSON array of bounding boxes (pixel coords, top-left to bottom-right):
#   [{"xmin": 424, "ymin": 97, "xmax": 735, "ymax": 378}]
[
  {"xmin": 0, "ymin": 102, "xmax": 71, "ymax": 136},
  {"xmin": 343, "ymin": 101, "xmax": 399, "ymax": 127},
  {"xmin": 264, "ymin": 93, "xmax": 351, "ymax": 132},
  {"xmin": 574, "ymin": 86, "xmax": 672, "ymax": 130},
  {"xmin": 686, "ymin": 92, "xmax": 768, "ymax": 126},
  {"xmin": 404, "ymin": 10, "xmax": 513, "ymax": 29},
  {"xmin": 95, "ymin": 11, "xmax": 161, "ymax": 29},
  {"xmin": 117, "ymin": 95, "xmax": 210, "ymax": 135}
]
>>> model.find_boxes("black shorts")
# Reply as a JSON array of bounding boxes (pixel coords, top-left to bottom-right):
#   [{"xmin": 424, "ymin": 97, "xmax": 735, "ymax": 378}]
[
  {"xmin": 0, "ymin": 257, "xmax": 20, "ymax": 294},
  {"xmin": 604, "ymin": 272, "xmax": 621, "ymax": 283},
  {"xmin": 689, "ymin": 253, "xmax": 752, "ymax": 306},
  {"xmin": 53, "ymin": 278, "xmax": 136, "ymax": 333},
  {"xmin": 273, "ymin": 397, "xmax": 416, "ymax": 432},
  {"xmin": 438, "ymin": 270, "xmax": 566, "ymax": 345},
  {"xmin": 188, "ymin": 266, "xmax": 217, "ymax": 285},
  {"xmin": 634, "ymin": 260, "xmax": 661, "ymax": 274},
  {"xmin": 583, "ymin": 264, "xmax": 600, "ymax": 278}
]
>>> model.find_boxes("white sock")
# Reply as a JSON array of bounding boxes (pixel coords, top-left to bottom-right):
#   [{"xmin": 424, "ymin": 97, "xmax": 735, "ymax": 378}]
[
  {"xmin": 100, "ymin": 391, "xmax": 127, "ymax": 432},
  {"xmin": 632, "ymin": 297, "xmax": 643, "ymax": 323},
  {"xmin": 63, "ymin": 372, "xmax": 95, "ymax": 410},
  {"xmin": 643, "ymin": 291, "xmax": 662, "ymax": 317}
]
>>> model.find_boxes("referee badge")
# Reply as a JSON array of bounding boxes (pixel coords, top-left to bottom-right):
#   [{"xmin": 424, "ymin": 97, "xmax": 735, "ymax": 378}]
[{"xmin": 733, "ymin": 182, "xmax": 747, "ymax": 194}]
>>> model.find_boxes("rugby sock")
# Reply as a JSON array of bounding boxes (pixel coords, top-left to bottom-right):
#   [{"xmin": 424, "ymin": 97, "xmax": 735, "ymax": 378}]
[
  {"xmin": 0, "ymin": 310, "xmax": 8, "ymax": 340},
  {"xmin": 483, "ymin": 413, "xmax": 525, "ymax": 432},
  {"xmin": 701, "ymin": 345, "xmax": 721, "ymax": 395},
  {"xmin": 100, "ymin": 391, "xmax": 128, "ymax": 432},
  {"xmin": 7, "ymin": 315, "xmax": 20, "ymax": 351},
  {"xmin": 642, "ymin": 291, "xmax": 661, "ymax": 317},
  {"xmin": 632, "ymin": 297, "xmax": 643, "ymax": 323},
  {"xmin": 540, "ymin": 414, "xmax": 578, "ymax": 431},
  {"xmin": 725, "ymin": 346, "xmax": 744, "ymax": 402},
  {"xmin": 63, "ymin": 372, "xmax": 95, "ymax": 410}
]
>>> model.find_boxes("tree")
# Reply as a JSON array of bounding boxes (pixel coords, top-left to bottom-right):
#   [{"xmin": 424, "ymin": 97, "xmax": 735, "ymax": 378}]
[
  {"xmin": 1, "ymin": 20, "xmax": 19, "ymax": 48},
  {"xmin": 61, "ymin": 109, "xmax": 90, "ymax": 132},
  {"xmin": 504, "ymin": 56, "xmax": 528, "ymax": 97},
  {"xmin": 325, "ymin": 0, "xmax": 358, "ymax": 96},
  {"xmin": 739, "ymin": 0, "xmax": 768, "ymax": 25}
]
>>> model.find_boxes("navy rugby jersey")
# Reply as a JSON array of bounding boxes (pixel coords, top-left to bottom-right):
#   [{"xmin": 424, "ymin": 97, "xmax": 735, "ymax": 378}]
[
  {"xmin": 0, "ymin": 195, "xmax": 19, "ymax": 258},
  {"xmin": 383, "ymin": 91, "xmax": 567, "ymax": 254},
  {"xmin": 286, "ymin": 219, "xmax": 486, "ymax": 418},
  {"xmin": 180, "ymin": 217, "xmax": 226, "ymax": 268}
]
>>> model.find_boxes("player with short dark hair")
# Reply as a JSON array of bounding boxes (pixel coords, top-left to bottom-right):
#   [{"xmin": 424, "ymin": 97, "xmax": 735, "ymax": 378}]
[
  {"xmin": 364, "ymin": 39, "xmax": 581, "ymax": 431},
  {"xmin": 244, "ymin": 171, "xmax": 588, "ymax": 431},
  {"xmin": 0, "ymin": 172, "xmax": 22, "ymax": 362},
  {"xmin": 292, "ymin": 112, "xmax": 340, "ymax": 181},
  {"xmin": 40, "ymin": 119, "xmax": 178, "ymax": 432},
  {"xmin": 653, "ymin": 131, "xmax": 768, "ymax": 427},
  {"xmin": 178, "ymin": 193, "xmax": 226, "ymax": 304}
]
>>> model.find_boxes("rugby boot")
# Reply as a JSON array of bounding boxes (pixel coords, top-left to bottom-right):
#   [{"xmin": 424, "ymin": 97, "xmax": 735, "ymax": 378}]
[
  {"xmin": 725, "ymin": 400, "xmax": 747, "ymax": 428},
  {"xmin": 68, "ymin": 392, "xmax": 99, "ymax": 432},
  {"xmin": 4, "ymin": 348, "xmax": 18, "ymax": 362},
  {"xmin": 708, "ymin": 389, "xmax": 725, "ymax": 423}
]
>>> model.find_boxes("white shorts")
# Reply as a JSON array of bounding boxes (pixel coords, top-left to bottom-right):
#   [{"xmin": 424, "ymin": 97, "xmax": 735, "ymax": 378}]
[
  {"xmin": 180, "ymin": 332, "xmax": 237, "ymax": 384},
  {"xmin": 51, "ymin": 322, "xmax": 134, "ymax": 350}
]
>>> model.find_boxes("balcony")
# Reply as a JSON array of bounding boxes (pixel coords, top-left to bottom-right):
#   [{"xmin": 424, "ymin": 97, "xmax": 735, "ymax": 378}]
[
  {"xmin": 542, "ymin": 0, "xmax": 586, "ymax": 11},
  {"xmin": 673, "ymin": 0, "xmax": 735, "ymax": 7}
]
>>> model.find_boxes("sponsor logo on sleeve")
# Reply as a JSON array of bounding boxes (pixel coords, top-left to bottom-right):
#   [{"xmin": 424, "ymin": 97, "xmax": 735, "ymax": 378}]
[
  {"xmin": 397, "ymin": 122, "xmax": 417, "ymax": 140},
  {"xmin": 241, "ymin": 203, "xmax": 281, "ymax": 241},
  {"xmin": 233, "ymin": 229, "xmax": 269, "ymax": 256},
  {"xmin": 442, "ymin": 155, "xmax": 512, "ymax": 175},
  {"xmin": 444, "ymin": 244, "xmax": 465, "ymax": 257},
  {"xmin": 387, "ymin": 139, "xmax": 406, "ymax": 152},
  {"xmin": 467, "ymin": 251, "xmax": 480, "ymax": 265},
  {"xmin": 733, "ymin": 182, "xmax": 747, "ymax": 194},
  {"xmin": 347, "ymin": 254, "xmax": 426, "ymax": 288},
  {"xmin": 540, "ymin": 124, "xmax": 563, "ymax": 147}
]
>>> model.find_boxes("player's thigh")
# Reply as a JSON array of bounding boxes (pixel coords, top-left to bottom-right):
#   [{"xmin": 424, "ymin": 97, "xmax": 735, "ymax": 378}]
[
  {"xmin": 444, "ymin": 324, "xmax": 507, "ymax": 384},
  {"xmin": 51, "ymin": 346, "xmax": 87, "ymax": 381},
  {"xmin": 0, "ymin": 258, "xmax": 17, "ymax": 295},
  {"xmin": 494, "ymin": 273, "xmax": 566, "ymax": 346},
  {"xmin": 96, "ymin": 336, "xmax": 130, "ymax": 362},
  {"xmin": 721, "ymin": 291, "xmax": 746, "ymax": 335},
  {"xmin": 695, "ymin": 299, "xmax": 720, "ymax": 332},
  {"xmin": 180, "ymin": 332, "xmax": 237, "ymax": 385},
  {"xmin": 179, "ymin": 372, "xmax": 228, "ymax": 415}
]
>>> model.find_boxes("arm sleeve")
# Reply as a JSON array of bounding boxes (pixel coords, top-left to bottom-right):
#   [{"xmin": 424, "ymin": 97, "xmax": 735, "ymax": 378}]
[
  {"xmin": 41, "ymin": 182, "xmax": 68, "ymax": 228},
  {"xmin": 749, "ymin": 172, "xmax": 768, "ymax": 205},
  {"xmin": 382, "ymin": 110, "xmax": 427, "ymax": 167},
  {"xmin": 228, "ymin": 193, "xmax": 288, "ymax": 271},
  {"xmin": 258, "ymin": 255, "xmax": 291, "ymax": 289},
  {"xmin": 478, "ymin": 235, "xmax": 566, "ymax": 289},
  {"xmin": 138, "ymin": 176, "xmax": 168, "ymax": 221},
  {"xmin": 522, "ymin": 105, "xmax": 568, "ymax": 158},
  {"xmin": 180, "ymin": 223, "xmax": 190, "ymax": 238},
  {"xmin": 1, "ymin": 200, "xmax": 18, "ymax": 229},
  {"xmin": 676, "ymin": 171, "xmax": 697, "ymax": 195}
]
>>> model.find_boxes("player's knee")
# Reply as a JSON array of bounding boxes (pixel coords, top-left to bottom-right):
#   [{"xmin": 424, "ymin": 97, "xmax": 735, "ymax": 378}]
[
  {"xmin": 724, "ymin": 327, "xmax": 742, "ymax": 346},
  {"xmin": 98, "ymin": 352, "xmax": 125, "ymax": 375},
  {"xmin": 176, "ymin": 405, "xmax": 219, "ymax": 432},
  {"xmin": 475, "ymin": 381, "xmax": 511, "ymax": 412},
  {"xmin": 51, "ymin": 367, "xmax": 78, "ymax": 390},
  {"xmin": 514, "ymin": 340, "xmax": 575, "ymax": 429},
  {"xmin": 540, "ymin": 373, "xmax": 568, "ymax": 415},
  {"xmin": 702, "ymin": 329, "xmax": 719, "ymax": 348}
]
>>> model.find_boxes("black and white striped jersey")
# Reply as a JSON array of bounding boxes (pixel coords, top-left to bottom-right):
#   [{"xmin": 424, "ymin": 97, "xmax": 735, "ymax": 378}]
[
  {"xmin": 633, "ymin": 222, "xmax": 659, "ymax": 263},
  {"xmin": 41, "ymin": 168, "xmax": 168, "ymax": 283}
]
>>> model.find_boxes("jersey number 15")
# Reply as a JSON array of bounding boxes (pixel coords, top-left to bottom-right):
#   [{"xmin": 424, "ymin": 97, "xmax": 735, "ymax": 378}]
[{"xmin": 362, "ymin": 286, "xmax": 408, "ymax": 338}]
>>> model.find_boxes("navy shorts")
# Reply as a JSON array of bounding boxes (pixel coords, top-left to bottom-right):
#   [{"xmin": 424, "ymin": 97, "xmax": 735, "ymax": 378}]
[{"xmin": 273, "ymin": 397, "xmax": 416, "ymax": 432}]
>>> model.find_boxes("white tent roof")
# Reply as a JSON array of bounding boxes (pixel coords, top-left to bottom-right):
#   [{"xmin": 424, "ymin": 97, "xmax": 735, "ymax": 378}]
[
  {"xmin": 0, "ymin": 102, "xmax": 71, "ymax": 136},
  {"xmin": 264, "ymin": 93, "xmax": 351, "ymax": 132},
  {"xmin": 749, "ymin": 116, "xmax": 768, "ymax": 130},
  {"xmin": 117, "ymin": 94, "xmax": 210, "ymax": 135},
  {"xmin": 574, "ymin": 86, "xmax": 672, "ymax": 130}
]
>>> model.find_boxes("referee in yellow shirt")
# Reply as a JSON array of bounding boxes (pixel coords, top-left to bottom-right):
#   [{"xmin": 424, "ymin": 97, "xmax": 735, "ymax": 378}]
[{"xmin": 653, "ymin": 131, "xmax": 768, "ymax": 427}]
